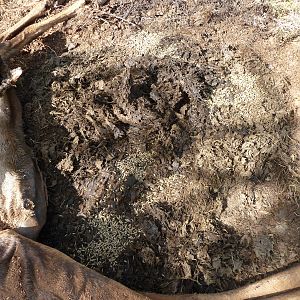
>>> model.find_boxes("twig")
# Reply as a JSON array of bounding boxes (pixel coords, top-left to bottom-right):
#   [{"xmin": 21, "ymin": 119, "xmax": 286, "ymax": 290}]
[
  {"xmin": 0, "ymin": 0, "xmax": 85, "ymax": 59},
  {"xmin": 123, "ymin": 1, "xmax": 135, "ymax": 19},
  {"xmin": 93, "ymin": 16, "xmax": 110, "ymax": 25},
  {"xmin": 0, "ymin": 67, "xmax": 22, "ymax": 93},
  {"xmin": 0, "ymin": 0, "xmax": 49, "ymax": 43},
  {"xmin": 101, "ymin": 12, "xmax": 141, "ymax": 29}
]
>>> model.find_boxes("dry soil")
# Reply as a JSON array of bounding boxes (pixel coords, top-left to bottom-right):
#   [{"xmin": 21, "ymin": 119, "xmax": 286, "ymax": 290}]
[{"xmin": 0, "ymin": 0, "xmax": 300, "ymax": 294}]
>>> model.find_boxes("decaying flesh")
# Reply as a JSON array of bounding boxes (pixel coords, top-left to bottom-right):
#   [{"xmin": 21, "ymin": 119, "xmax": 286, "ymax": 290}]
[
  {"xmin": 0, "ymin": 230, "xmax": 298, "ymax": 300},
  {"xmin": 0, "ymin": 0, "xmax": 85, "ymax": 239},
  {"xmin": 0, "ymin": 55, "xmax": 47, "ymax": 240}
]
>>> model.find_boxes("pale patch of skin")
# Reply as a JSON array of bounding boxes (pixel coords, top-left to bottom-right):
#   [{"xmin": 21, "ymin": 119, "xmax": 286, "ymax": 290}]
[
  {"xmin": 1, "ymin": 172, "xmax": 19, "ymax": 213},
  {"xmin": 0, "ymin": 60, "xmax": 47, "ymax": 239}
]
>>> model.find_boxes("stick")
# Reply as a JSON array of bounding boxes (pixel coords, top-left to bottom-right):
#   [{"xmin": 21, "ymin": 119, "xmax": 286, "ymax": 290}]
[
  {"xmin": 0, "ymin": 67, "xmax": 23, "ymax": 94},
  {"xmin": 0, "ymin": 0, "xmax": 49, "ymax": 43},
  {"xmin": 0, "ymin": 0, "xmax": 85, "ymax": 59}
]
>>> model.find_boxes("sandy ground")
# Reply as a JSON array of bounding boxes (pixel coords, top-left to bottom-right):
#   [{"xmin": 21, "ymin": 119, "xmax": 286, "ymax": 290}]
[{"xmin": 1, "ymin": 0, "xmax": 300, "ymax": 294}]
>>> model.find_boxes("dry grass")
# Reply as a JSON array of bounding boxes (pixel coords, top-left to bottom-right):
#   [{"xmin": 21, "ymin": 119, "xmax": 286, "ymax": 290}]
[
  {"xmin": 196, "ymin": 63, "xmax": 286, "ymax": 177},
  {"xmin": 265, "ymin": 0, "xmax": 300, "ymax": 36},
  {"xmin": 77, "ymin": 212, "xmax": 140, "ymax": 267},
  {"xmin": 0, "ymin": 0, "xmax": 36, "ymax": 33},
  {"xmin": 123, "ymin": 30, "xmax": 180, "ymax": 59},
  {"xmin": 266, "ymin": 0, "xmax": 300, "ymax": 16},
  {"xmin": 116, "ymin": 150, "xmax": 155, "ymax": 181},
  {"xmin": 207, "ymin": 63, "xmax": 283, "ymax": 128}
]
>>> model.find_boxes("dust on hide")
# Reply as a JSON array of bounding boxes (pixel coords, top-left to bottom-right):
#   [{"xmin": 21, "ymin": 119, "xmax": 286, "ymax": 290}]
[{"xmin": 0, "ymin": 58, "xmax": 47, "ymax": 240}]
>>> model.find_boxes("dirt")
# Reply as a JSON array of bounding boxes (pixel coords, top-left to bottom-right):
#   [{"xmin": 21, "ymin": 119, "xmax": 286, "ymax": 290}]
[{"xmin": 1, "ymin": 0, "xmax": 300, "ymax": 295}]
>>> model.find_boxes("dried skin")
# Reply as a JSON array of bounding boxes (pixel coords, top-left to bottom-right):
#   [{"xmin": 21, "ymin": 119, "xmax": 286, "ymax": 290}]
[
  {"xmin": 0, "ymin": 0, "xmax": 85, "ymax": 239},
  {"xmin": 0, "ymin": 230, "xmax": 299, "ymax": 300},
  {"xmin": 0, "ymin": 87, "xmax": 47, "ymax": 239}
]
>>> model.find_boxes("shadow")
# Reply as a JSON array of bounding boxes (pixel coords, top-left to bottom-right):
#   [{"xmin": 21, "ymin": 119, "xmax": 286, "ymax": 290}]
[
  {"xmin": 209, "ymin": 189, "xmax": 300, "ymax": 292},
  {"xmin": 14, "ymin": 31, "xmax": 84, "ymax": 252},
  {"xmin": 10, "ymin": 18, "xmax": 300, "ymax": 299}
]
